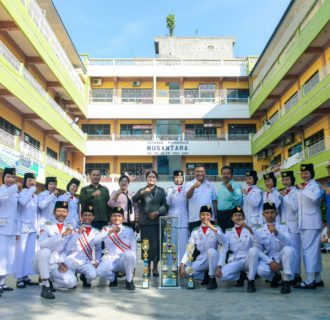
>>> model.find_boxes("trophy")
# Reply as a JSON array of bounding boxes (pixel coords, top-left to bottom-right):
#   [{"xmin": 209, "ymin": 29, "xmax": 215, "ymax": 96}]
[
  {"xmin": 142, "ymin": 239, "xmax": 150, "ymax": 289},
  {"xmin": 186, "ymin": 242, "xmax": 195, "ymax": 289}
]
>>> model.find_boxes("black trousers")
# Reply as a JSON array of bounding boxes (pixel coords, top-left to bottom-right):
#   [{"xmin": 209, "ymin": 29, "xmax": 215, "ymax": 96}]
[{"xmin": 217, "ymin": 209, "xmax": 235, "ymax": 233}]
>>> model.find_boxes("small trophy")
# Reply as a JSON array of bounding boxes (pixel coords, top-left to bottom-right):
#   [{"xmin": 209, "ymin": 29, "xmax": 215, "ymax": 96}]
[
  {"xmin": 142, "ymin": 239, "xmax": 150, "ymax": 289},
  {"xmin": 186, "ymin": 243, "xmax": 195, "ymax": 289}
]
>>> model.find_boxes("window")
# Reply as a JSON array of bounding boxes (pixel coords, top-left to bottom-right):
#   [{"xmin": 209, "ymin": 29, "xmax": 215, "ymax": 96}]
[
  {"xmin": 46, "ymin": 147, "xmax": 58, "ymax": 160},
  {"xmin": 199, "ymin": 83, "xmax": 216, "ymax": 102},
  {"xmin": 120, "ymin": 124, "xmax": 152, "ymax": 137},
  {"xmin": 186, "ymin": 163, "xmax": 218, "ymax": 176},
  {"xmin": 185, "ymin": 124, "xmax": 216, "ymax": 139},
  {"xmin": 270, "ymin": 154, "xmax": 281, "ymax": 166},
  {"xmin": 121, "ymin": 89, "xmax": 153, "ymax": 104},
  {"xmin": 288, "ymin": 143, "xmax": 302, "ymax": 157},
  {"xmin": 230, "ymin": 162, "xmax": 253, "ymax": 176},
  {"xmin": 85, "ymin": 163, "xmax": 110, "ymax": 176},
  {"xmin": 227, "ymin": 124, "xmax": 256, "ymax": 140},
  {"xmin": 24, "ymin": 133, "xmax": 40, "ymax": 149},
  {"xmin": 91, "ymin": 89, "xmax": 113, "ymax": 102},
  {"xmin": 226, "ymin": 89, "xmax": 249, "ymax": 103},
  {"xmin": 302, "ymin": 71, "xmax": 319, "ymax": 96},
  {"xmin": 120, "ymin": 163, "xmax": 152, "ymax": 176},
  {"xmin": 0, "ymin": 117, "xmax": 21, "ymax": 136},
  {"xmin": 305, "ymin": 129, "xmax": 324, "ymax": 147},
  {"xmin": 284, "ymin": 92, "xmax": 298, "ymax": 112},
  {"xmin": 81, "ymin": 124, "xmax": 110, "ymax": 136},
  {"xmin": 268, "ymin": 111, "xmax": 279, "ymax": 125}
]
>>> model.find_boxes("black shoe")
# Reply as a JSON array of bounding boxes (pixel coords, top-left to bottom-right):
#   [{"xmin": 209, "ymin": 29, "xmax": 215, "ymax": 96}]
[
  {"xmin": 294, "ymin": 281, "xmax": 317, "ymax": 289},
  {"xmin": 41, "ymin": 285, "xmax": 55, "ymax": 300},
  {"xmin": 126, "ymin": 280, "xmax": 135, "ymax": 290},
  {"xmin": 270, "ymin": 273, "xmax": 282, "ymax": 288},
  {"xmin": 1, "ymin": 285, "xmax": 14, "ymax": 291},
  {"xmin": 0, "ymin": 287, "xmax": 3, "ymax": 294},
  {"xmin": 79, "ymin": 274, "xmax": 91, "ymax": 288},
  {"xmin": 206, "ymin": 278, "xmax": 217, "ymax": 290},
  {"xmin": 315, "ymin": 280, "xmax": 324, "ymax": 287},
  {"xmin": 49, "ymin": 280, "xmax": 56, "ymax": 293},
  {"xmin": 281, "ymin": 281, "xmax": 291, "ymax": 294},
  {"xmin": 23, "ymin": 278, "xmax": 39, "ymax": 286},
  {"xmin": 201, "ymin": 272, "xmax": 210, "ymax": 285},
  {"xmin": 16, "ymin": 281, "xmax": 26, "ymax": 289},
  {"xmin": 152, "ymin": 271, "xmax": 159, "ymax": 277},
  {"xmin": 247, "ymin": 280, "xmax": 256, "ymax": 293},
  {"xmin": 235, "ymin": 271, "xmax": 247, "ymax": 287},
  {"xmin": 109, "ymin": 276, "xmax": 118, "ymax": 287}
]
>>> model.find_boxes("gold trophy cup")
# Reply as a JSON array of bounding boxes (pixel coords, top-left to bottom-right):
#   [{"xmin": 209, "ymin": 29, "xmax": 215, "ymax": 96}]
[
  {"xmin": 142, "ymin": 239, "xmax": 150, "ymax": 289},
  {"xmin": 186, "ymin": 243, "xmax": 195, "ymax": 289}
]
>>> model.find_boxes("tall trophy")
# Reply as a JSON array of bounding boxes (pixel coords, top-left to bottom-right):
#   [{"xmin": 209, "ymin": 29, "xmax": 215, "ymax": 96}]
[
  {"xmin": 142, "ymin": 239, "xmax": 150, "ymax": 289},
  {"xmin": 186, "ymin": 242, "xmax": 195, "ymax": 289},
  {"xmin": 159, "ymin": 217, "xmax": 180, "ymax": 289}
]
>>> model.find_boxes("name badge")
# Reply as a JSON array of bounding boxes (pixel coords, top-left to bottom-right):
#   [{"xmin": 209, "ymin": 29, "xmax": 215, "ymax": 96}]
[
  {"xmin": 0, "ymin": 217, "xmax": 8, "ymax": 226},
  {"xmin": 22, "ymin": 223, "xmax": 31, "ymax": 233}
]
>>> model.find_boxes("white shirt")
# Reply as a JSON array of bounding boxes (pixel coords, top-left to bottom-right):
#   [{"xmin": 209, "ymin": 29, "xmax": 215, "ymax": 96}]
[
  {"xmin": 38, "ymin": 190, "xmax": 57, "ymax": 226},
  {"xmin": 166, "ymin": 184, "xmax": 189, "ymax": 227},
  {"xmin": 0, "ymin": 184, "xmax": 19, "ymax": 236},
  {"xmin": 18, "ymin": 186, "xmax": 38, "ymax": 234},
  {"xmin": 242, "ymin": 185, "xmax": 263, "ymax": 227},
  {"xmin": 58, "ymin": 192, "xmax": 80, "ymax": 227},
  {"xmin": 281, "ymin": 186, "xmax": 299, "ymax": 233},
  {"xmin": 187, "ymin": 179, "xmax": 217, "ymax": 222}
]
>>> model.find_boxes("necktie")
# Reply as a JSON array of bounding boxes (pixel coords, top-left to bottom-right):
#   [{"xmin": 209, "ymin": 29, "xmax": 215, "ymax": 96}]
[
  {"xmin": 235, "ymin": 226, "xmax": 243, "ymax": 237},
  {"xmin": 286, "ymin": 188, "xmax": 291, "ymax": 195},
  {"xmin": 178, "ymin": 186, "xmax": 182, "ymax": 193},
  {"xmin": 57, "ymin": 223, "xmax": 64, "ymax": 233},
  {"xmin": 123, "ymin": 191, "xmax": 132, "ymax": 224},
  {"xmin": 247, "ymin": 187, "xmax": 252, "ymax": 193},
  {"xmin": 202, "ymin": 226, "xmax": 208, "ymax": 235},
  {"xmin": 85, "ymin": 226, "xmax": 91, "ymax": 236}
]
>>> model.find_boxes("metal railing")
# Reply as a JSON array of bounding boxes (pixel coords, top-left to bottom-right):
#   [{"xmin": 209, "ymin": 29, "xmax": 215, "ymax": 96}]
[
  {"xmin": 0, "ymin": 41, "xmax": 20, "ymax": 70},
  {"xmin": 26, "ymin": 0, "xmax": 85, "ymax": 95},
  {"xmin": 90, "ymin": 89, "xmax": 249, "ymax": 104},
  {"xmin": 0, "ymin": 128, "xmax": 16, "ymax": 147}
]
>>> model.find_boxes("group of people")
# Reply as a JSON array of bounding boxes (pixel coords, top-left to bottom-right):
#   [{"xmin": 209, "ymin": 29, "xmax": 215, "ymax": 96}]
[{"xmin": 0, "ymin": 162, "xmax": 326, "ymax": 299}]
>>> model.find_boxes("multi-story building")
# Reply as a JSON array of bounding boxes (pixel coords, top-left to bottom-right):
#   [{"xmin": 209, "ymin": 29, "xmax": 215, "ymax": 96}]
[
  {"xmin": 0, "ymin": 0, "xmax": 87, "ymax": 190},
  {"xmin": 249, "ymin": 0, "xmax": 330, "ymax": 186},
  {"xmin": 81, "ymin": 36, "xmax": 259, "ymax": 190}
]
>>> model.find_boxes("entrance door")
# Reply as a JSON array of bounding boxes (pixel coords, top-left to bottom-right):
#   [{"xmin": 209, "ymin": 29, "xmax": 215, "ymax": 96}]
[{"xmin": 169, "ymin": 82, "xmax": 180, "ymax": 104}]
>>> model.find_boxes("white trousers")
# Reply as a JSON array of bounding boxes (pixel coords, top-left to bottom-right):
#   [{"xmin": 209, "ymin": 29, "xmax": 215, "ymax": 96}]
[
  {"xmin": 290, "ymin": 232, "xmax": 301, "ymax": 275},
  {"xmin": 0, "ymin": 235, "xmax": 16, "ymax": 276},
  {"xmin": 33, "ymin": 248, "xmax": 77, "ymax": 289},
  {"xmin": 186, "ymin": 248, "xmax": 218, "ymax": 280},
  {"xmin": 257, "ymin": 246, "xmax": 294, "ymax": 281},
  {"xmin": 97, "ymin": 250, "xmax": 136, "ymax": 282},
  {"xmin": 301, "ymin": 229, "xmax": 322, "ymax": 273},
  {"xmin": 65, "ymin": 258, "xmax": 97, "ymax": 284},
  {"xmin": 15, "ymin": 232, "xmax": 37, "ymax": 279},
  {"xmin": 221, "ymin": 247, "xmax": 259, "ymax": 281}
]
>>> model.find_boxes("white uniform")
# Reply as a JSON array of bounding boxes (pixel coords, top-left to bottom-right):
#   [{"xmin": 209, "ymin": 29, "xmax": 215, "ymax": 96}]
[
  {"xmin": 220, "ymin": 226, "xmax": 259, "ymax": 281},
  {"xmin": 243, "ymin": 185, "xmax": 263, "ymax": 227},
  {"xmin": 0, "ymin": 184, "xmax": 19, "ymax": 282},
  {"xmin": 281, "ymin": 186, "xmax": 301, "ymax": 275},
  {"xmin": 58, "ymin": 192, "xmax": 80, "ymax": 228},
  {"xmin": 33, "ymin": 221, "xmax": 77, "ymax": 289},
  {"xmin": 38, "ymin": 190, "xmax": 57, "ymax": 226},
  {"xmin": 262, "ymin": 188, "xmax": 282, "ymax": 221},
  {"xmin": 64, "ymin": 225, "xmax": 101, "ymax": 284},
  {"xmin": 15, "ymin": 187, "xmax": 38, "ymax": 280},
  {"xmin": 166, "ymin": 184, "xmax": 189, "ymax": 262},
  {"xmin": 181, "ymin": 225, "xmax": 227, "ymax": 280},
  {"xmin": 96, "ymin": 225, "xmax": 136, "ymax": 282},
  {"xmin": 254, "ymin": 223, "xmax": 294, "ymax": 281},
  {"xmin": 297, "ymin": 179, "xmax": 323, "ymax": 274}
]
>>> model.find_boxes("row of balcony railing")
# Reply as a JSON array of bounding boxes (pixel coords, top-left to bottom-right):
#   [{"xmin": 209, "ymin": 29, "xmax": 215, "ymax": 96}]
[
  {"xmin": 0, "ymin": 41, "xmax": 86, "ymax": 139},
  {"xmin": 90, "ymin": 89, "xmax": 249, "ymax": 104},
  {"xmin": 0, "ymin": 128, "xmax": 84, "ymax": 181},
  {"xmin": 253, "ymin": 63, "xmax": 329, "ymax": 141},
  {"xmin": 86, "ymin": 133, "xmax": 252, "ymax": 141},
  {"xmin": 20, "ymin": 0, "xmax": 85, "ymax": 95}
]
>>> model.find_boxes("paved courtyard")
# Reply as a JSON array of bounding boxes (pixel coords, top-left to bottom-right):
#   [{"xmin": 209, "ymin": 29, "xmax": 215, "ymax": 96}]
[{"xmin": 1, "ymin": 252, "xmax": 329, "ymax": 320}]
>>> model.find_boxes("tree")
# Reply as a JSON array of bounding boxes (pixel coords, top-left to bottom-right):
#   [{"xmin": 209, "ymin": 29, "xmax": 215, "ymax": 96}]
[{"xmin": 166, "ymin": 14, "xmax": 175, "ymax": 36}]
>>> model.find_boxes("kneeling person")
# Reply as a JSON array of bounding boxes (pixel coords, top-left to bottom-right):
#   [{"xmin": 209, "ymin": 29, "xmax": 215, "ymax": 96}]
[
  {"xmin": 216, "ymin": 206, "xmax": 259, "ymax": 293},
  {"xmin": 180, "ymin": 205, "xmax": 227, "ymax": 290},
  {"xmin": 254, "ymin": 202, "xmax": 294, "ymax": 294},
  {"xmin": 96, "ymin": 207, "xmax": 136, "ymax": 290},
  {"xmin": 34, "ymin": 201, "xmax": 77, "ymax": 299},
  {"xmin": 64, "ymin": 203, "xmax": 101, "ymax": 288}
]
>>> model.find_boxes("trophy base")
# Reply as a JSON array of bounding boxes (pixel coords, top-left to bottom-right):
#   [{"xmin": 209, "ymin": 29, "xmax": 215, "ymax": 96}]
[
  {"xmin": 187, "ymin": 281, "xmax": 195, "ymax": 289},
  {"xmin": 142, "ymin": 280, "xmax": 149, "ymax": 289},
  {"xmin": 161, "ymin": 277, "xmax": 177, "ymax": 287}
]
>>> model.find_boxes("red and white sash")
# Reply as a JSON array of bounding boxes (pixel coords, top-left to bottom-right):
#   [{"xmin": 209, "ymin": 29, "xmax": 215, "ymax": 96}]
[
  {"xmin": 108, "ymin": 232, "xmax": 130, "ymax": 252},
  {"xmin": 78, "ymin": 232, "xmax": 93, "ymax": 260}
]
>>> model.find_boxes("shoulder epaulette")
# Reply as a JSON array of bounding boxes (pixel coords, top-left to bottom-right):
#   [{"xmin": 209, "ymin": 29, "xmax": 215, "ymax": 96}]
[
  {"xmin": 44, "ymin": 221, "xmax": 52, "ymax": 225},
  {"xmin": 255, "ymin": 224, "xmax": 262, "ymax": 229},
  {"xmin": 280, "ymin": 221, "xmax": 286, "ymax": 225}
]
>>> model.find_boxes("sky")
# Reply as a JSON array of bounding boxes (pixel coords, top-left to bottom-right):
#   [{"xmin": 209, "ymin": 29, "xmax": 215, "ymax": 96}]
[{"xmin": 53, "ymin": 0, "xmax": 291, "ymax": 58}]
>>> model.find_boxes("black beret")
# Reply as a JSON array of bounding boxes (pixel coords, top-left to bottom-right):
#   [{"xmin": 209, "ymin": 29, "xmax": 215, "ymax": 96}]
[
  {"xmin": 263, "ymin": 172, "xmax": 275, "ymax": 180},
  {"xmin": 66, "ymin": 178, "xmax": 80, "ymax": 191},
  {"xmin": 173, "ymin": 170, "xmax": 184, "ymax": 177},
  {"xmin": 263, "ymin": 202, "xmax": 276, "ymax": 211},
  {"xmin": 54, "ymin": 201, "xmax": 68, "ymax": 210},
  {"xmin": 200, "ymin": 205, "xmax": 212, "ymax": 214},
  {"xmin": 81, "ymin": 202, "xmax": 94, "ymax": 214},
  {"xmin": 111, "ymin": 207, "xmax": 124, "ymax": 215},
  {"xmin": 245, "ymin": 170, "xmax": 257, "ymax": 177},
  {"xmin": 2, "ymin": 167, "xmax": 16, "ymax": 183},
  {"xmin": 300, "ymin": 163, "xmax": 314, "ymax": 172},
  {"xmin": 232, "ymin": 206, "xmax": 245, "ymax": 217},
  {"xmin": 281, "ymin": 171, "xmax": 294, "ymax": 179}
]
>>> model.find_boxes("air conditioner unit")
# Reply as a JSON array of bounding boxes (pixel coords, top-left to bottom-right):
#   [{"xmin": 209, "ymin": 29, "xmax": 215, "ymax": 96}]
[
  {"xmin": 92, "ymin": 78, "xmax": 102, "ymax": 86},
  {"xmin": 267, "ymin": 148, "xmax": 274, "ymax": 157},
  {"xmin": 256, "ymin": 151, "xmax": 267, "ymax": 160},
  {"xmin": 284, "ymin": 133, "xmax": 295, "ymax": 145},
  {"xmin": 132, "ymin": 81, "xmax": 141, "ymax": 87}
]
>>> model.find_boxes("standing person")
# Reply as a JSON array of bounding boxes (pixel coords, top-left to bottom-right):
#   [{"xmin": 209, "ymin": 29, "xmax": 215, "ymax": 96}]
[
  {"xmin": 280, "ymin": 170, "xmax": 301, "ymax": 284},
  {"xmin": 132, "ymin": 170, "xmax": 168, "ymax": 277},
  {"xmin": 79, "ymin": 169, "xmax": 110, "ymax": 230},
  {"xmin": 58, "ymin": 178, "xmax": 81, "ymax": 228},
  {"xmin": 296, "ymin": 163, "xmax": 324, "ymax": 289},
  {"xmin": 108, "ymin": 174, "xmax": 138, "ymax": 230},
  {"xmin": 242, "ymin": 170, "xmax": 263, "ymax": 227},
  {"xmin": 216, "ymin": 166, "xmax": 243, "ymax": 232},
  {"xmin": 262, "ymin": 172, "xmax": 282, "ymax": 220},
  {"xmin": 166, "ymin": 170, "xmax": 189, "ymax": 262},
  {"xmin": 38, "ymin": 177, "xmax": 59, "ymax": 227},
  {"xmin": 0, "ymin": 168, "xmax": 21, "ymax": 293},
  {"xmin": 186, "ymin": 164, "xmax": 217, "ymax": 233},
  {"xmin": 15, "ymin": 173, "xmax": 39, "ymax": 288}
]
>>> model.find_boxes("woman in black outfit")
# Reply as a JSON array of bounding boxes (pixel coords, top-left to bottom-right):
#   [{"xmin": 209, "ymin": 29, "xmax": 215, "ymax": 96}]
[{"xmin": 132, "ymin": 170, "xmax": 168, "ymax": 276}]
